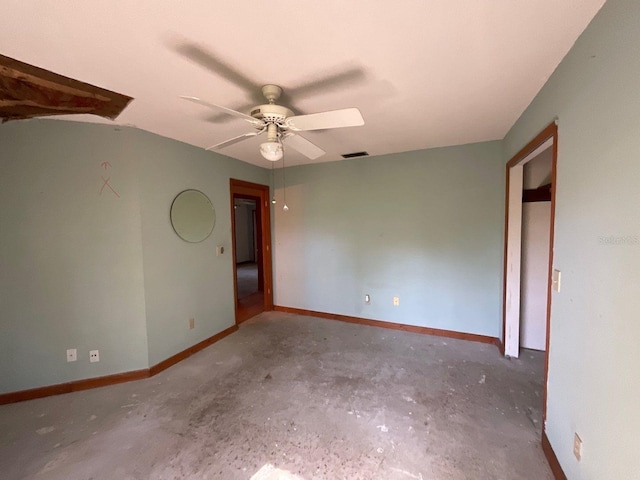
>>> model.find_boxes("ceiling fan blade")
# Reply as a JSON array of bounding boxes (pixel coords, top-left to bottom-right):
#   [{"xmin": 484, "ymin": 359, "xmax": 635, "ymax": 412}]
[
  {"xmin": 282, "ymin": 133, "xmax": 326, "ymax": 160},
  {"xmin": 287, "ymin": 67, "xmax": 366, "ymax": 99},
  {"xmin": 172, "ymin": 42, "xmax": 262, "ymax": 99},
  {"xmin": 206, "ymin": 129, "xmax": 265, "ymax": 151},
  {"xmin": 285, "ymin": 108, "xmax": 364, "ymax": 132},
  {"xmin": 180, "ymin": 96, "xmax": 263, "ymax": 126},
  {"xmin": 204, "ymin": 101, "xmax": 263, "ymax": 125}
]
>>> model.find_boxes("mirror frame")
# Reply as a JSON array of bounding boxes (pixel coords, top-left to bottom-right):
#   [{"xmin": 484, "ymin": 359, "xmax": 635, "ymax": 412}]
[{"xmin": 170, "ymin": 189, "xmax": 216, "ymax": 243}]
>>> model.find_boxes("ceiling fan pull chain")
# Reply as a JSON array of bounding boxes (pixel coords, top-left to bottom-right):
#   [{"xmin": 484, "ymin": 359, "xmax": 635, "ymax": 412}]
[{"xmin": 282, "ymin": 153, "xmax": 289, "ymax": 212}]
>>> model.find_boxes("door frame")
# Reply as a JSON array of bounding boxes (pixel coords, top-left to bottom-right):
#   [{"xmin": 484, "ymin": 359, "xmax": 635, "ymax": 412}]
[
  {"xmin": 502, "ymin": 121, "xmax": 557, "ymax": 426},
  {"xmin": 230, "ymin": 179, "xmax": 274, "ymax": 324}
]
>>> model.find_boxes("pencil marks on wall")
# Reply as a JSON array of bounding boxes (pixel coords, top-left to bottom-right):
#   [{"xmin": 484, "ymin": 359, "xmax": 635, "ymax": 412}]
[{"xmin": 98, "ymin": 161, "xmax": 120, "ymax": 198}]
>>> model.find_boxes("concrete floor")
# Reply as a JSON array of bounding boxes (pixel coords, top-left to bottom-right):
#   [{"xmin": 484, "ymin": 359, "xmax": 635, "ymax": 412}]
[{"xmin": 0, "ymin": 312, "xmax": 553, "ymax": 479}]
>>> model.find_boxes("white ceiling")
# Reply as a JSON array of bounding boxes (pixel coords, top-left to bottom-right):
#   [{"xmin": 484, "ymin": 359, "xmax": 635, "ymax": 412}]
[{"xmin": 2, "ymin": 0, "xmax": 605, "ymax": 168}]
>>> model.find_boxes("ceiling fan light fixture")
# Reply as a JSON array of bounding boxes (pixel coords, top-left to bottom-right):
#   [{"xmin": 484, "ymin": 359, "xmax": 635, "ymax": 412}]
[{"xmin": 260, "ymin": 141, "xmax": 283, "ymax": 161}]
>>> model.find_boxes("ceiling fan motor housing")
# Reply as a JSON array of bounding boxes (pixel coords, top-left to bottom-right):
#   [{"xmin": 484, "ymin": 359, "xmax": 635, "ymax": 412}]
[{"xmin": 250, "ymin": 104, "xmax": 293, "ymax": 125}]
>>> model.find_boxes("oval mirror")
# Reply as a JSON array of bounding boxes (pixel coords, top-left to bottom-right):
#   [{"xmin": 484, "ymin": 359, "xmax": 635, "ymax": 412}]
[{"xmin": 170, "ymin": 189, "xmax": 215, "ymax": 243}]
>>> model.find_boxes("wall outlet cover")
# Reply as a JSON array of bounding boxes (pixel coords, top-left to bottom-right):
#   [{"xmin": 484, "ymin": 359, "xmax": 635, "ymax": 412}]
[
  {"xmin": 89, "ymin": 350, "xmax": 100, "ymax": 363},
  {"xmin": 393, "ymin": 296, "xmax": 400, "ymax": 306},
  {"xmin": 66, "ymin": 348, "xmax": 77, "ymax": 362},
  {"xmin": 552, "ymin": 269, "xmax": 561, "ymax": 292},
  {"xmin": 573, "ymin": 433, "xmax": 582, "ymax": 461}
]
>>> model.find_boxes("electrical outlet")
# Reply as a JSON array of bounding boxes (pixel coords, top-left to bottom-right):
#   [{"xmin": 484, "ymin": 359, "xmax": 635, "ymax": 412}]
[
  {"xmin": 66, "ymin": 349, "xmax": 77, "ymax": 362},
  {"xmin": 189, "ymin": 317, "xmax": 195, "ymax": 329},
  {"xmin": 573, "ymin": 433, "xmax": 582, "ymax": 461},
  {"xmin": 393, "ymin": 296, "xmax": 400, "ymax": 306},
  {"xmin": 552, "ymin": 269, "xmax": 561, "ymax": 292},
  {"xmin": 365, "ymin": 294, "xmax": 371, "ymax": 305},
  {"xmin": 89, "ymin": 350, "xmax": 100, "ymax": 363}
]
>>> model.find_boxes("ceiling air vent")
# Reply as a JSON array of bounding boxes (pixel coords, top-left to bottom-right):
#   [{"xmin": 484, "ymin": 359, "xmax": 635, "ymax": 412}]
[{"xmin": 341, "ymin": 151, "xmax": 369, "ymax": 159}]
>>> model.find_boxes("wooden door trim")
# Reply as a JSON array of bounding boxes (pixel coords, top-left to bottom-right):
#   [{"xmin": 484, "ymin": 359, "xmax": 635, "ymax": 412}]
[
  {"xmin": 230, "ymin": 179, "xmax": 274, "ymax": 324},
  {"xmin": 502, "ymin": 121, "xmax": 558, "ymax": 435}
]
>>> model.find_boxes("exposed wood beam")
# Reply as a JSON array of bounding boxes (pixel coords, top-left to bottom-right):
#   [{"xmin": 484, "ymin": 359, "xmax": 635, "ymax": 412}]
[
  {"xmin": 523, "ymin": 183, "xmax": 552, "ymax": 203},
  {"xmin": 0, "ymin": 54, "xmax": 133, "ymax": 122}
]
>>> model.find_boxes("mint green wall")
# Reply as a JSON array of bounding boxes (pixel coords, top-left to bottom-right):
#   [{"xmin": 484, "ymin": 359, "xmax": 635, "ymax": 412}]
[
  {"xmin": 131, "ymin": 129, "xmax": 267, "ymax": 366},
  {"xmin": 0, "ymin": 121, "xmax": 148, "ymax": 392},
  {"xmin": 503, "ymin": 0, "xmax": 639, "ymax": 477},
  {"xmin": 0, "ymin": 120, "xmax": 268, "ymax": 393},
  {"xmin": 273, "ymin": 142, "xmax": 504, "ymax": 337}
]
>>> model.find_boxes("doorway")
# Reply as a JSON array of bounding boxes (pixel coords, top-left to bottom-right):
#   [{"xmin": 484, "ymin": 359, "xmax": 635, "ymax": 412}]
[
  {"xmin": 520, "ymin": 150, "xmax": 553, "ymax": 351},
  {"xmin": 230, "ymin": 179, "xmax": 273, "ymax": 323},
  {"xmin": 502, "ymin": 121, "xmax": 557, "ymax": 427}
]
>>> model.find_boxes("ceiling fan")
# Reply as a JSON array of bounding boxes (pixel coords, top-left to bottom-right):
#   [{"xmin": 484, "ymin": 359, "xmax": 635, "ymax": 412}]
[{"xmin": 181, "ymin": 84, "xmax": 364, "ymax": 162}]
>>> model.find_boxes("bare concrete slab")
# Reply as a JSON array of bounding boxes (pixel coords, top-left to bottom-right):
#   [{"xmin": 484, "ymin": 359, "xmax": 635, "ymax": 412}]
[{"xmin": 0, "ymin": 311, "xmax": 552, "ymax": 479}]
